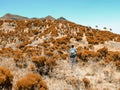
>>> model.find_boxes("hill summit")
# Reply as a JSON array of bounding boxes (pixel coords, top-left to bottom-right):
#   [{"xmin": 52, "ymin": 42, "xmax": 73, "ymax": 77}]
[{"xmin": 0, "ymin": 13, "xmax": 29, "ymax": 20}]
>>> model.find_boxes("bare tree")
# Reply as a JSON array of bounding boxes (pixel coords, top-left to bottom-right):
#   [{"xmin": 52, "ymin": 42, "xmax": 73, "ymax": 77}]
[
  {"xmin": 95, "ymin": 25, "xmax": 98, "ymax": 29},
  {"xmin": 110, "ymin": 28, "xmax": 112, "ymax": 31},
  {"xmin": 103, "ymin": 27, "xmax": 107, "ymax": 30}
]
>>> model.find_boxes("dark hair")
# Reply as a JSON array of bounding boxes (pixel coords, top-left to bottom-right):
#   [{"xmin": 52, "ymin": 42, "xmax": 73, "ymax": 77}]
[{"xmin": 71, "ymin": 45, "xmax": 74, "ymax": 48}]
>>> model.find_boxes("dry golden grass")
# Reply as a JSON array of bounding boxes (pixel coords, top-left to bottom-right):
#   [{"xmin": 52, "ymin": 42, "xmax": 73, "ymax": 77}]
[{"xmin": 0, "ymin": 19, "xmax": 120, "ymax": 90}]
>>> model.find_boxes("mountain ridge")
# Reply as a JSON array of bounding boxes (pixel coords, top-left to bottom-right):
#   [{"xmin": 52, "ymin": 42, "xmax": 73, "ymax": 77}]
[
  {"xmin": 0, "ymin": 13, "xmax": 67, "ymax": 21},
  {"xmin": 0, "ymin": 13, "xmax": 29, "ymax": 20}
]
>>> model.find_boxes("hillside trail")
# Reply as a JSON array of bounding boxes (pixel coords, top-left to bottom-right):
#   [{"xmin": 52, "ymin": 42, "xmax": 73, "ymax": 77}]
[
  {"xmin": 42, "ymin": 36, "xmax": 87, "ymax": 90},
  {"xmin": 43, "ymin": 56, "xmax": 93, "ymax": 90},
  {"xmin": 44, "ymin": 57, "xmax": 120, "ymax": 90}
]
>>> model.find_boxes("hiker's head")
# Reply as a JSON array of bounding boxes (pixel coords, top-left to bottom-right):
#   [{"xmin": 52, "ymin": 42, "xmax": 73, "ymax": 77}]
[{"xmin": 71, "ymin": 45, "xmax": 74, "ymax": 48}]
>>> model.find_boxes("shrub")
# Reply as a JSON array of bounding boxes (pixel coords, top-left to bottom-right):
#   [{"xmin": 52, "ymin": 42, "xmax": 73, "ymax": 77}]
[
  {"xmin": 17, "ymin": 40, "xmax": 31, "ymax": 49},
  {"xmin": 45, "ymin": 57, "xmax": 57, "ymax": 73},
  {"xmin": 13, "ymin": 50, "xmax": 27, "ymax": 68},
  {"xmin": 105, "ymin": 51, "xmax": 120, "ymax": 70},
  {"xmin": 59, "ymin": 44, "xmax": 69, "ymax": 50},
  {"xmin": 29, "ymin": 64, "xmax": 36, "ymax": 71},
  {"xmin": 97, "ymin": 47, "xmax": 108, "ymax": 58},
  {"xmin": 105, "ymin": 51, "xmax": 120, "ymax": 63},
  {"xmin": 115, "ymin": 36, "xmax": 120, "ymax": 42},
  {"xmin": 82, "ymin": 78, "xmax": 91, "ymax": 89},
  {"xmin": 0, "ymin": 20, "xmax": 3, "ymax": 26},
  {"xmin": 0, "ymin": 48, "xmax": 13, "ymax": 57},
  {"xmin": 0, "ymin": 67, "xmax": 13, "ymax": 90},
  {"xmin": 87, "ymin": 36, "xmax": 99, "ymax": 44},
  {"xmin": 66, "ymin": 77, "xmax": 81, "ymax": 90},
  {"xmin": 56, "ymin": 36, "xmax": 70, "ymax": 44},
  {"xmin": 51, "ymin": 28, "xmax": 58, "ymax": 36},
  {"xmin": 75, "ymin": 36, "xmax": 82, "ymax": 41},
  {"xmin": 45, "ymin": 51, "xmax": 54, "ymax": 57},
  {"xmin": 31, "ymin": 56, "xmax": 46, "ymax": 67},
  {"xmin": 16, "ymin": 73, "xmax": 48, "ymax": 90},
  {"xmin": 76, "ymin": 46, "xmax": 83, "ymax": 52},
  {"xmin": 61, "ymin": 54, "xmax": 68, "ymax": 60},
  {"xmin": 77, "ymin": 50, "xmax": 97, "ymax": 62},
  {"xmin": 31, "ymin": 56, "xmax": 56, "ymax": 75},
  {"xmin": 114, "ymin": 61, "xmax": 120, "ymax": 71}
]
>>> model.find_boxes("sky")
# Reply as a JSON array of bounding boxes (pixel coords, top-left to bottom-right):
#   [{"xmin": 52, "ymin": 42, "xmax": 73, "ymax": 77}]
[{"xmin": 0, "ymin": 0, "xmax": 120, "ymax": 34}]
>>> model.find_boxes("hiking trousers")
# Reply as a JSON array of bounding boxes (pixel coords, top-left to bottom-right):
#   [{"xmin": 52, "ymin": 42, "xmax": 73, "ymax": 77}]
[{"xmin": 70, "ymin": 57, "xmax": 76, "ymax": 64}]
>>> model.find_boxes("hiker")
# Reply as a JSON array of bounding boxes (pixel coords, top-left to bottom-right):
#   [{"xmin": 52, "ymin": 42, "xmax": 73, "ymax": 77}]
[{"xmin": 70, "ymin": 45, "xmax": 77, "ymax": 67}]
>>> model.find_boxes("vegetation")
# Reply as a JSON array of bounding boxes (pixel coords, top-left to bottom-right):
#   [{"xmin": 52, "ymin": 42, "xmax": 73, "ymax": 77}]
[
  {"xmin": 0, "ymin": 18, "xmax": 120, "ymax": 90},
  {"xmin": 16, "ymin": 73, "xmax": 48, "ymax": 90},
  {"xmin": 0, "ymin": 67, "xmax": 13, "ymax": 90}
]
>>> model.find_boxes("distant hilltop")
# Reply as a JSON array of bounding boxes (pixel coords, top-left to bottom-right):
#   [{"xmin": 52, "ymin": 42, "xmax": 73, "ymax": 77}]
[
  {"xmin": 0, "ymin": 13, "xmax": 67, "ymax": 21},
  {"xmin": 0, "ymin": 13, "xmax": 29, "ymax": 20}
]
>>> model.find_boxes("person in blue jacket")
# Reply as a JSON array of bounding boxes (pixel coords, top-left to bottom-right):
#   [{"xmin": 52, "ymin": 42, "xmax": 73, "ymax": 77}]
[{"xmin": 70, "ymin": 45, "xmax": 77, "ymax": 67}]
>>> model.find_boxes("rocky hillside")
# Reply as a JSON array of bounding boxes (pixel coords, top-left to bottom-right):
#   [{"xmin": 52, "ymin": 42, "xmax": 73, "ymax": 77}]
[{"xmin": 0, "ymin": 16, "xmax": 120, "ymax": 90}]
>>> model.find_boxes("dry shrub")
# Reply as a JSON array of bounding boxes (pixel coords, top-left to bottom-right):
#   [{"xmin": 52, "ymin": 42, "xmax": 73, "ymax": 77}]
[
  {"xmin": 97, "ymin": 47, "xmax": 108, "ymax": 58},
  {"xmin": 0, "ymin": 20, "xmax": 3, "ymax": 26},
  {"xmin": 41, "ymin": 42, "xmax": 50, "ymax": 48},
  {"xmin": 102, "ymin": 51, "xmax": 120, "ymax": 71},
  {"xmin": 77, "ymin": 50, "xmax": 97, "ymax": 62},
  {"xmin": 57, "ymin": 49, "xmax": 64, "ymax": 54},
  {"xmin": 82, "ymin": 77, "xmax": 91, "ymax": 89},
  {"xmin": 32, "ymin": 29, "xmax": 40, "ymax": 35},
  {"xmin": 61, "ymin": 54, "xmax": 68, "ymax": 60},
  {"xmin": 66, "ymin": 77, "xmax": 81, "ymax": 90},
  {"xmin": 75, "ymin": 36, "xmax": 82, "ymax": 41},
  {"xmin": 13, "ymin": 50, "xmax": 27, "ymax": 68},
  {"xmin": 59, "ymin": 44, "xmax": 69, "ymax": 50},
  {"xmin": 52, "ymin": 54, "xmax": 59, "ymax": 60},
  {"xmin": 44, "ymin": 28, "xmax": 51, "ymax": 34},
  {"xmin": 114, "ymin": 61, "xmax": 120, "ymax": 71},
  {"xmin": 50, "ymin": 43, "xmax": 58, "ymax": 50},
  {"xmin": 0, "ymin": 48, "xmax": 13, "ymax": 57},
  {"xmin": 98, "ymin": 60, "xmax": 107, "ymax": 67},
  {"xmin": 31, "ymin": 56, "xmax": 56, "ymax": 75},
  {"xmin": 0, "ymin": 67, "xmax": 13, "ymax": 90},
  {"xmin": 87, "ymin": 36, "xmax": 99, "ymax": 44},
  {"xmin": 85, "ymin": 29, "xmax": 118, "ymax": 45},
  {"xmin": 112, "ymin": 52, "xmax": 120, "ymax": 61},
  {"xmin": 17, "ymin": 40, "xmax": 31, "ymax": 49},
  {"xmin": 76, "ymin": 46, "xmax": 83, "ymax": 51},
  {"xmin": 51, "ymin": 28, "xmax": 58, "ymax": 36},
  {"xmin": 115, "ymin": 36, "xmax": 120, "ymax": 42},
  {"xmin": 104, "ymin": 54, "xmax": 114, "ymax": 63},
  {"xmin": 45, "ymin": 57, "xmax": 57, "ymax": 73},
  {"xmin": 56, "ymin": 36, "xmax": 70, "ymax": 44},
  {"xmin": 23, "ymin": 46, "xmax": 41, "ymax": 57},
  {"xmin": 31, "ymin": 56, "xmax": 46, "ymax": 67},
  {"xmin": 45, "ymin": 51, "xmax": 54, "ymax": 57},
  {"xmin": 16, "ymin": 73, "xmax": 48, "ymax": 90},
  {"xmin": 105, "ymin": 51, "xmax": 120, "ymax": 63},
  {"xmin": 75, "ymin": 56, "xmax": 80, "ymax": 62},
  {"xmin": 88, "ymin": 44, "xmax": 94, "ymax": 50},
  {"xmin": 29, "ymin": 64, "xmax": 36, "ymax": 71},
  {"xmin": 46, "ymin": 57, "xmax": 56, "ymax": 66}
]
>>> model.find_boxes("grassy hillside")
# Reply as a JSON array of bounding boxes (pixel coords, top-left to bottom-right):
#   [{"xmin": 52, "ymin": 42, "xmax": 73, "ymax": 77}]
[{"xmin": 0, "ymin": 19, "xmax": 120, "ymax": 90}]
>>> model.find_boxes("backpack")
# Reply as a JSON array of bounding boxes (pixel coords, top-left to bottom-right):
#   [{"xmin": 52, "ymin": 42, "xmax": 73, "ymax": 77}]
[{"xmin": 70, "ymin": 48, "xmax": 76, "ymax": 58}]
